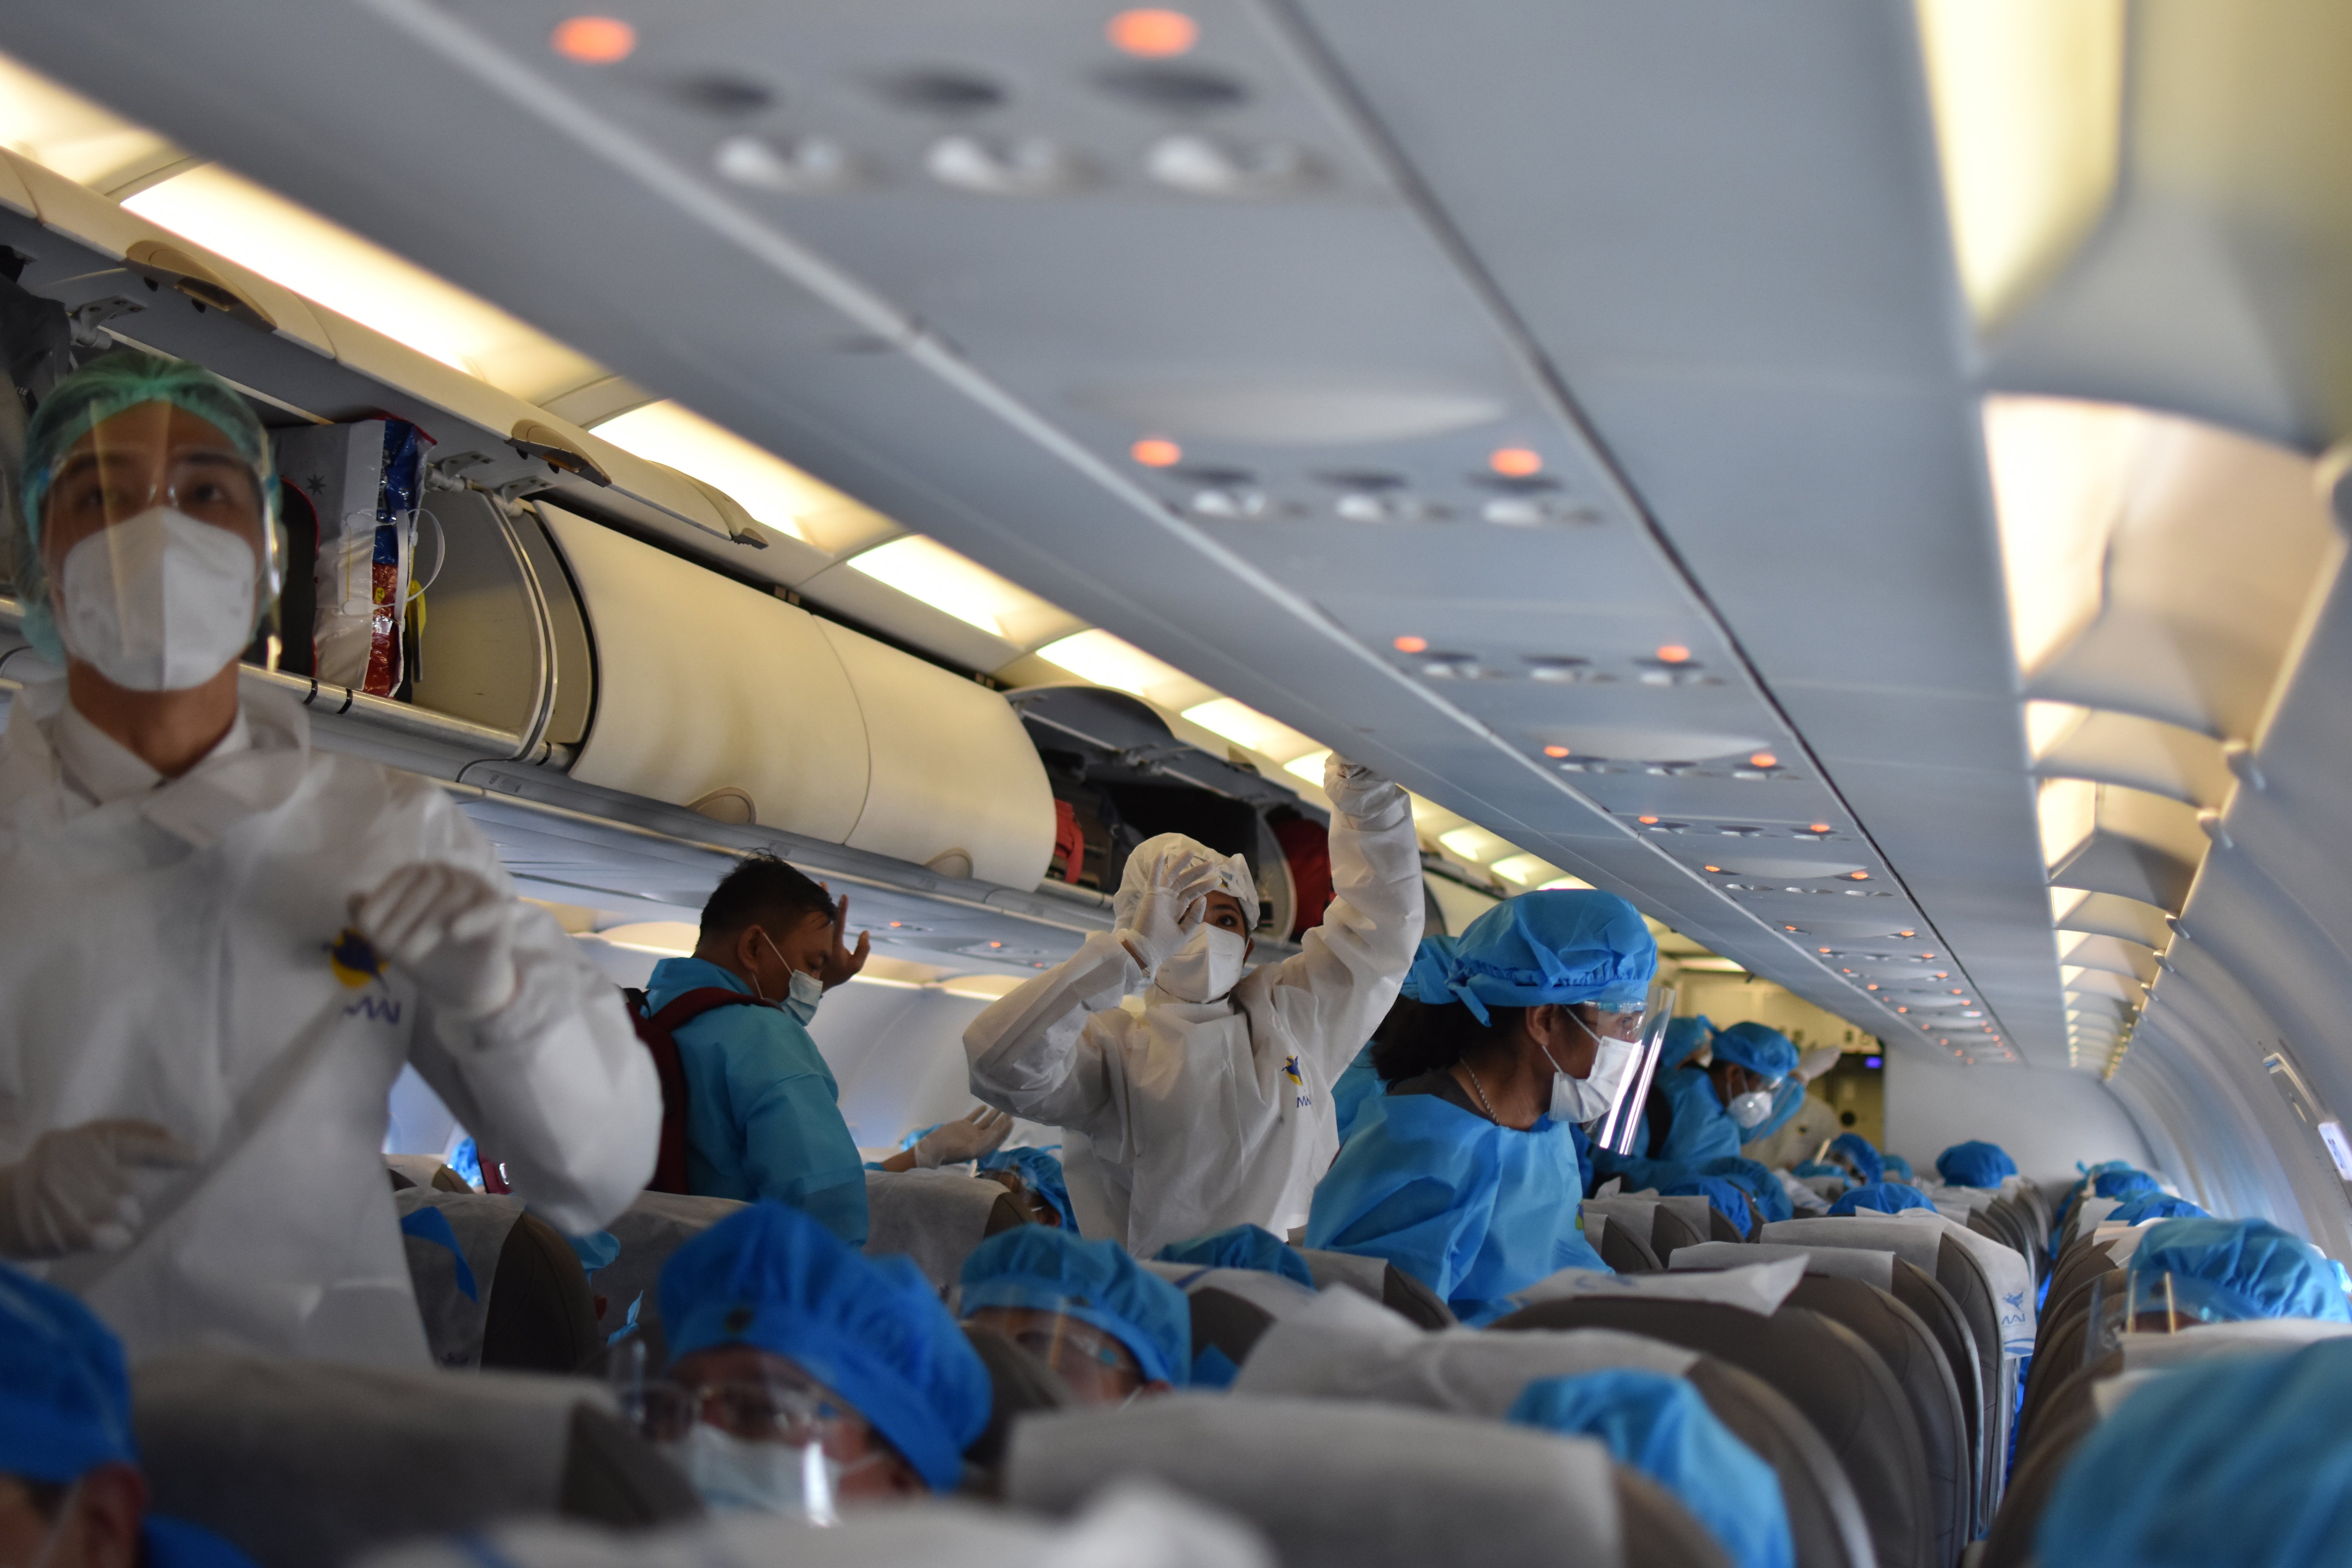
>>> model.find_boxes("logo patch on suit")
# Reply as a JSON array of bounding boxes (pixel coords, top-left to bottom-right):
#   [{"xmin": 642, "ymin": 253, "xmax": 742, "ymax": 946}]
[
  {"xmin": 1284, "ymin": 1054, "xmax": 1310, "ymax": 1110},
  {"xmin": 327, "ymin": 927, "xmax": 384, "ymax": 989}
]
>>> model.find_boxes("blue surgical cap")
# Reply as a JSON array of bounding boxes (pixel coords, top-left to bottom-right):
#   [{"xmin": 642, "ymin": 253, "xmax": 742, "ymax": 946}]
[
  {"xmin": 1662, "ymin": 1015, "xmax": 1715, "ymax": 1068},
  {"xmin": 2094, "ymin": 1169, "xmax": 2161, "ymax": 1200},
  {"xmin": 657, "ymin": 1201, "xmax": 990, "ymax": 1492},
  {"xmin": 1662, "ymin": 1177, "xmax": 1752, "ymax": 1236},
  {"xmin": 1793, "ymin": 1160, "xmax": 1844, "ymax": 1180},
  {"xmin": 2036, "ymin": 1339, "xmax": 2352, "ymax": 1566},
  {"xmin": 14, "ymin": 350, "xmax": 277, "ymax": 663},
  {"xmin": 1399, "ymin": 935, "xmax": 1460, "ymax": 1005},
  {"xmin": 2129, "ymin": 1218, "xmax": 2352, "ymax": 1323},
  {"xmin": 0, "ymin": 1263, "xmax": 137, "ymax": 1484},
  {"xmin": 1829, "ymin": 1182, "xmax": 1933, "ymax": 1218},
  {"xmin": 1510, "ymin": 1370, "xmax": 1794, "ymax": 1568},
  {"xmin": 975, "ymin": 1146, "xmax": 1078, "ymax": 1233},
  {"xmin": 960, "ymin": 1227, "xmax": 1191, "ymax": 1388},
  {"xmin": 1431, "ymin": 891, "xmax": 1658, "ymax": 1024},
  {"xmin": 1712, "ymin": 1022, "xmax": 1798, "ymax": 1083},
  {"xmin": 1936, "ymin": 1141, "xmax": 2016, "ymax": 1188},
  {"xmin": 2108, "ymin": 1192, "xmax": 2207, "ymax": 1225},
  {"xmin": 1881, "ymin": 1153, "xmax": 1914, "ymax": 1183},
  {"xmin": 1829, "ymin": 1132, "xmax": 1885, "ymax": 1185},
  {"xmin": 1157, "ymin": 1224, "xmax": 1316, "ymax": 1290},
  {"xmin": 1697, "ymin": 1157, "xmax": 1792, "ymax": 1225}
]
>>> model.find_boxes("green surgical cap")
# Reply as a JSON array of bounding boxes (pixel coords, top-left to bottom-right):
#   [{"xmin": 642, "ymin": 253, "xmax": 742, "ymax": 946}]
[{"xmin": 11, "ymin": 350, "xmax": 275, "ymax": 662}]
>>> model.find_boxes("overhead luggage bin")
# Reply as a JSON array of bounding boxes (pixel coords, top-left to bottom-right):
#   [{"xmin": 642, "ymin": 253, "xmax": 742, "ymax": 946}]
[
  {"xmin": 2029, "ymin": 703, "xmax": 2231, "ymax": 809},
  {"xmin": 2041, "ymin": 780, "xmax": 2208, "ymax": 913},
  {"xmin": 2056, "ymin": 932, "xmax": 2158, "ymax": 986}
]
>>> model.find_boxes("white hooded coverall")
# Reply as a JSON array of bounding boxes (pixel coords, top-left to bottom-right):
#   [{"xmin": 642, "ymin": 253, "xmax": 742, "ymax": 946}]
[
  {"xmin": 963, "ymin": 762, "xmax": 1422, "ymax": 1258},
  {"xmin": 0, "ymin": 681, "xmax": 659, "ymax": 1365}
]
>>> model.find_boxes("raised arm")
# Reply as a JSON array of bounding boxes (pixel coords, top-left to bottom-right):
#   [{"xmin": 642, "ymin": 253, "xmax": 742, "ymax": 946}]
[{"xmin": 1263, "ymin": 756, "xmax": 1425, "ymax": 1072}]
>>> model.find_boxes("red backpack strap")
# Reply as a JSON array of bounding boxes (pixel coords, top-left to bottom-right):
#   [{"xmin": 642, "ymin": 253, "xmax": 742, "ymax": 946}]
[{"xmin": 627, "ymin": 986, "xmax": 769, "ymax": 1194}]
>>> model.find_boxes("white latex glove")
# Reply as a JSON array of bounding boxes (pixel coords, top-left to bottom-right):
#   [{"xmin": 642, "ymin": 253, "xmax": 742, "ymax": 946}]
[
  {"xmin": 352, "ymin": 863, "xmax": 521, "ymax": 1023},
  {"xmin": 1118, "ymin": 853, "xmax": 1223, "ymax": 974},
  {"xmin": 913, "ymin": 1107, "xmax": 1015, "ymax": 1169},
  {"xmin": 1796, "ymin": 1045, "xmax": 1845, "ymax": 1082},
  {"xmin": 1323, "ymin": 753, "xmax": 1398, "ymax": 818},
  {"xmin": 0, "ymin": 1120, "xmax": 200, "ymax": 1259}
]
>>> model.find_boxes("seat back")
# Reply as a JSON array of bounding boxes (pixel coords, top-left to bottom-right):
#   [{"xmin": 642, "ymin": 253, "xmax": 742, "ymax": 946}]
[
  {"xmin": 865, "ymin": 1169, "xmax": 1031, "ymax": 1294},
  {"xmin": 590, "ymin": 1191, "xmax": 745, "ymax": 1357},
  {"xmin": 1786, "ymin": 1274, "xmax": 1970, "ymax": 1568},
  {"xmin": 1297, "ymin": 1247, "xmax": 1458, "ymax": 1327},
  {"xmin": 1620, "ymin": 1469, "xmax": 1736, "ymax": 1568},
  {"xmin": 1497, "ymin": 1295, "xmax": 1932, "ymax": 1568},
  {"xmin": 1145, "ymin": 1262, "xmax": 1325, "ymax": 1382},
  {"xmin": 1650, "ymin": 1205, "xmax": 1709, "ymax": 1264},
  {"xmin": 1007, "ymin": 1396, "xmax": 1632, "ymax": 1568},
  {"xmin": 134, "ymin": 1354, "xmax": 697, "ymax": 1568},
  {"xmin": 1593, "ymin": 1212, "xmax": 1665, "ymax": 1274},
  {"xmin": 394, "ymin": 1191, "xmax": 600, "ymax": 1373},
  {"xmin": 960, "ymin": 1324, "xmax": 1075, "ymax": 1473}
]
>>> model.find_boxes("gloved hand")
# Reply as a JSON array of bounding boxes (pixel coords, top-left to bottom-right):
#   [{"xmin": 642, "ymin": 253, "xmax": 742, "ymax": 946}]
[
  {"xmin": 1795, "ymin": 1045, "xmax": 1844, "ymax": 1082},
  {"xmin": 1322, "ymin": 753, "xmax": 1399, "ymax": 818},
  {"xmin": 913, "ymin": 1107, "xmax": 1015, "ymax": 1168},
  {"xmin": 0, "ymin": 1120, "xmax": 200, "ymax": 1259},
  {"xmin": 1118, "ymin": 853, "xmax": 1223, "ymax": 974},
  {"xmin": 353, "ymin": 863, "xmax": 521, "ymax": 1022}
]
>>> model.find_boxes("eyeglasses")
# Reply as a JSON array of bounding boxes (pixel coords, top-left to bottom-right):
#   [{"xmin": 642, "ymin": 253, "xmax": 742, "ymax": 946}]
[{"xmin": 637, "ymin": 1374, "xmax": 869, "ymax": 1454}]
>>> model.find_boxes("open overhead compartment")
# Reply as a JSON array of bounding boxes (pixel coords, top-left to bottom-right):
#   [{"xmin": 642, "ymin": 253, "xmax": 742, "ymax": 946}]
[{"xmin": 2040, "ymin": 779, "xmax": 2208, "ymax": 913}]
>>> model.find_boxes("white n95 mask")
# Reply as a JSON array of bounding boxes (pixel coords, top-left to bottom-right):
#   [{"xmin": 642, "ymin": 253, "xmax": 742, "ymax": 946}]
[
  {"xmin": 1728, "ymin": 1088, "xmax": 1777, "ymax": 1129},
  {"xmin": 57, "ymin": 506, "xmax": 258, "ymax": 690},
  {"xmin": 1155, "ymin": 925, "xmax": 1247, "ymax": 1004}
]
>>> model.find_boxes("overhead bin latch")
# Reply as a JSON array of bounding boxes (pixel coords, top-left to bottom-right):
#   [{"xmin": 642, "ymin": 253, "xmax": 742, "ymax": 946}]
[
  {"xmin": 508, "ymin": 419, "xmax": 613, "ymax": 487},
  {"xmin": 120, "ymin": 241, "xmax": 276, "ymax": 332}
]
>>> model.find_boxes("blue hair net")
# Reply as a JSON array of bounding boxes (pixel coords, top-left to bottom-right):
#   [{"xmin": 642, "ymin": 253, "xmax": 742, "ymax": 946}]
[
  {"xmin": 1829, "ymin": 1182, "xmax": 1933, "ymax": 1218},
  {"xmin": 1157, "ymin": 1224, "xmax": 1316, "ymax": 1289},
  {"xmin": 2107, "ymin": 1192, "xmax": 2207, "ymax": 1225},
  {"xmin": 1510, "ymin": 1370, "xmax": 1794, "ymax": 1568},
  {"xmin": 2036, "ymin": 1338, "xmax": 2352, "ymax": 1566},
  {"xmin": 1880, "ymin": 1152, "xmax": 1913, "ymax": 1183},
  {"xmin": 657, "ymin": 1201, "xmax": 990, "ymax": 1491},
  {"xmin": 1711, "ymin": 1022, "xmax": 1798, "ymax": 1083},
  {"xmin": 13, "ymin": 350, "xmax": 278, "ymax": 663},
  {"xmin": 1398, "ymin": 935, "xmax": 1460, "ymax": 1004},
  {"xmin": 960, "ymin": 1227, "xmax": 1191, "ymax": 1388},
  {"xmin": 1935, "ymin": 1141, "xmax": 2016, "ymax": 1188},
  {"xmin": 975, "ymin": 1146, "xmax": 1078, "ymax": 1233},
  {"xmin": 1793, "ymin": 1160, "xmax": 1844, "ymax": 1180},
  {"xmin": 1662, "ymin": 1015, "xmax": 1715, "ymax": 1068},
  {"xmin": 2094, "ymin": 1169, "xmax": 2161, "ymax": 1200},
  {"xmin": 2129, "ymin": 1218, "xmax": 2352, "ymax": 1323},
  {"xmin": 1829, "ymin": 1132, "xmax": 1885, "ymax": 1185},
  {"xmin": 1695, "ymin": 1157, "xmax": 1792, "ymax": 1225},
  {"xmin": 1662, "ymin": 1177, "xmax": 1752, "ymax": 1236},
  {"xmin": 0, "ymin": 1263, "xmax": 137, "ymax": 1484},
  {"xmin": 1431, "ymin": 891, "xmax": 1658, "ymax": 1024}
]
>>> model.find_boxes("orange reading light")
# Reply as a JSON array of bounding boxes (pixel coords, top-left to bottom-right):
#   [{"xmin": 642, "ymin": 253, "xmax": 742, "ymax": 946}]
[
  {"xmin": 1392, "ymin": 635, "xmax": 1428, "ymax": 653},
  {"xmin": 1898, "ymin": 929, "xmax": 1916, "ymax": 938},
  {"xmin": 989, "ymin": 942, "xmax": 1004, "ymax": 949},
  {"xmin": 551, "ymin": 15, "xmax": 637, "ymax": 62},
  {"xmin": 1867, "ymin": 984, "xmax": 1880, "ymax": 991},
  {"xmin": 1749, "ymin": 752, "xmax": 1778, "ymax": 769},
  {"xmin": 1817, "ymin": 947, "xmax": 1831, "ymax": 955},
  {"xmin": 1489, "ymin": 446, "xmax": 1543, "ymax": 477},
  {"xmin": 1637, "ymin": 815, "xmax": 1660, "ymax": 826},
  {"xmin": 1847, "ymin": 871, "xmax": 1869, "ymax": 881},
  {"xmin": 1108, "ymin": 8, "xmax": 1198, "ymax": 56},
  {"xmin": 1809, "ymin": 822, "xmax": 1833, "ymax": 833},
  {"xmin": 1543, "ymin": 745, "xmax": 1571, "ymax": 758},
  {"xmin": 1896, "ymin": 1006, "xmax": 1909, "ymax": 1013},
  {"xmin": 1782, "ymin": 924, "xmax": 1798, "ymax": 932},
  {"xmin": 1130, "ymin": 437, "xmax": 1182, "ymax": 468},
  {"xmin": 1654, "ymin": 644, "xmax": 1691, "ymax": 663}
]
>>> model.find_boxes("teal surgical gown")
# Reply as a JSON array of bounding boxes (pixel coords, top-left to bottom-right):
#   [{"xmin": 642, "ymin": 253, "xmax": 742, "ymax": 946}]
[
  {"xmin": 645, "ymin": 956, "xmax": 869, "ymax": 1246},
  {"xmin": 1305, "ymin": 1083, "xmax": 1608, "ymax": 1325},
  {"xmin": 1333, "ymin": 1041, "xmax": 1383, "ymax": 1143}
]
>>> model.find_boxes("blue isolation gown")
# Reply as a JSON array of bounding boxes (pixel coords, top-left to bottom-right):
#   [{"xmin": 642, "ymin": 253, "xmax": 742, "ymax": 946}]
[
  {"xmin": 1305, "ymin": 1085, "xmax": 1608, "ymax": 1325},
  {"xmin": 1590, "ymin": 1065, "xmax": 1742, "ymax": 1187},
  {"xmin": 645, "ymin": 956, "xmax": 869, "ymax": 1246},
  {"xmin": 1332, "ymin": 1041, "xmax": 1383, "ymax": 1143}
]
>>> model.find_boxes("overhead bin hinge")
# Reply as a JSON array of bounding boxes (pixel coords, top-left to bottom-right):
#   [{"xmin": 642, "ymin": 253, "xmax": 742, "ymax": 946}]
[{"xmin": 2221, "ymin": 739, "xmax": 2267, "ymax": 792}]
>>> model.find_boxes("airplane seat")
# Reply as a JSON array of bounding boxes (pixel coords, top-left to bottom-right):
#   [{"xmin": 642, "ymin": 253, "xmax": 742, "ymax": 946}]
[
  {"xmin": 1783, "ymin": 1274, "xmax": 1971, "ymax": 1568},
  {"xmin": 1495, "ymin": 1296, "xmax": 1934, "ymax": 1568},
  {"xmin": 1989, "ymin": 1194, "xmax": 2048, "ymax": 1258},
  {"xmin": 1590, "ymin": 1213, "xmax": 1666, "ymax": 1275},
  {"xmin": 132, "ymin": 1353, "xmax": 700, "ymax": 1568},
  {"xmin": 863, "ymin": 1168, "xmax": 1033, "ymax": 1295},
  {"xmin": 1582, "ymin": 1196, "xmax": 1709, "ymax": 1266},
  {"xmin": 2039, "ymin": 1241, "xmax": 2124, "ymax": 1332},
  {"xmin": 1617, "ymin": 1469, "xmax": 1736, "ymax": 1568},
  {"xmin": 393, "ymin": 1190, "xmax": 600, "ymax": 1373},
  {"xmin": 959, "ymin": 1323, "xmax": 1075, "ymax": 1475},
  {"xmin": 2018, "ymin": 1271, "xmax": 2127, "ymax": 1441},
  {"xmin": 1296, "ymin": 1246, "xmax": 1459, "ymax": 1328},
  {"xmin": 1978, "ymin": 1400, "xmax": 2101, "ymax": 1568},
  {"xmin": 1969, "ymin": 1209, "xmax": 2038, "ymax": 1287},
  {"xmin": 1142, "ymin": 1262, "xmax": 1324, "ymax": 1383},
  {"xmin": 1234, "ymin": 1307, "xmax": 1875, "ymax": 1568},
  {"xmin": 1704, "ymin": 1205, "xmax": 1748, "ymax": 1245},
  {"xmin": 1005, "ymin": 1395, "xmax": 1649, "ymax": 1568},
  {"xmin": 385, "ymin": 1154, "xmax": 473, "ymax": 1193},
  {"xmin": 585, "ymin": 1191, "xmax": 746, "ymax": 1361}
]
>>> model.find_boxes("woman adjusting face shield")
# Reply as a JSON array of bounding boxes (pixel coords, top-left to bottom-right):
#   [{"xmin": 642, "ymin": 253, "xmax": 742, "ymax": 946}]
[{"xmin": 1304, "ymin": 889, "xmax": 1660, "ymax": 1325}]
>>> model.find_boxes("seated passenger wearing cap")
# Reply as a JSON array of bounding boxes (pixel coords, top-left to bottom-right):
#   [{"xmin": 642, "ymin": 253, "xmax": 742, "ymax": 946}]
[
  {"xmin": 959, "ymin": 1228, "xmax": 1188, "ymax": 1405},
  {"xmin": 965, "ymin": 757, "xmax": 1423, "ymax": 1259},
  {"xmin": 974, "ymin": 1146, "xmax": 1078, "ymax": 1231},
  {"xmin": 1590, "ymin": 1022, "xmax": 1800, "ymax": 1200},
  {"xmin": 1305, "ymin": 891, "xmax": 1651, "ymax": 1325},
  {"xmin": 1828, "ymin": 1181, "xmax": 1932, "ymax": 1218},
  {"xmin": 1824, "ymin": 1132, "xmax": 1884, "ymax": 1187},
  {"xmin": 646, "ymin": 1202, "xmax": 991, "ymax": 1515},
  {"xmin": 1157, "ymin": 1223, "xmax": 1317, "ymax": 1290},
  {"xmin": 1934, "ymin": 1140, "xmax": 2016, "ymax": 1189},
  {"xmin": 2125, "ymin": 1217, "xmax": 2351, "ymax": 1324},
  {"xmin": 0, "ymin": 1264, "xmax": 255, "ymax": 1568}
]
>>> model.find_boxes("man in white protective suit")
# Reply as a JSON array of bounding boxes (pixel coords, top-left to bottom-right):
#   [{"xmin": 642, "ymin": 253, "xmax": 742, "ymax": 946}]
[
  {"xmin": 0, "ymin": 351, "xmax": 659, "ymax": 1365},
  {"xmin": 962, "ymin": 755, "xmax": 1423, "ymax": 1257}
]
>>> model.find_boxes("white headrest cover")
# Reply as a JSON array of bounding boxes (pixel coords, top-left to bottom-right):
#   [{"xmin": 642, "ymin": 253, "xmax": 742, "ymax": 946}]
[
  {"xmin": 864, "ymin": 1169, "xmax": 1012, "ymax": 1294},
  {"xmin": 1513, "ymin": 1256, "xmax": 1808, "ymax": 1318},
  {"xmin": 1670, "ymin": 1240, "xmax": 1897, "ymax": 1292}
]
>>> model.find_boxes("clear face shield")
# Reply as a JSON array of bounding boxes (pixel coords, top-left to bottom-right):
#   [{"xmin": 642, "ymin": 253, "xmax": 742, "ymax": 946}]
[
  {"xmin": 1593, "ymin": 984, "xmax": 1677, "ymax": 1156},
  {"xmin": 2086, "ymin": 1270, "xmax": 2269, "ymax": 1365},
  {"xmin": 609, "ymin": 1343, "xmax": 885, "ymax": 1524},
  {"xmin": 37, "ymin": 402, "xmax": 280, "ymax": 687},
  {"xmin": 962, "ymin": 1301, "xmax": 1151, "ymax": 1405}
]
